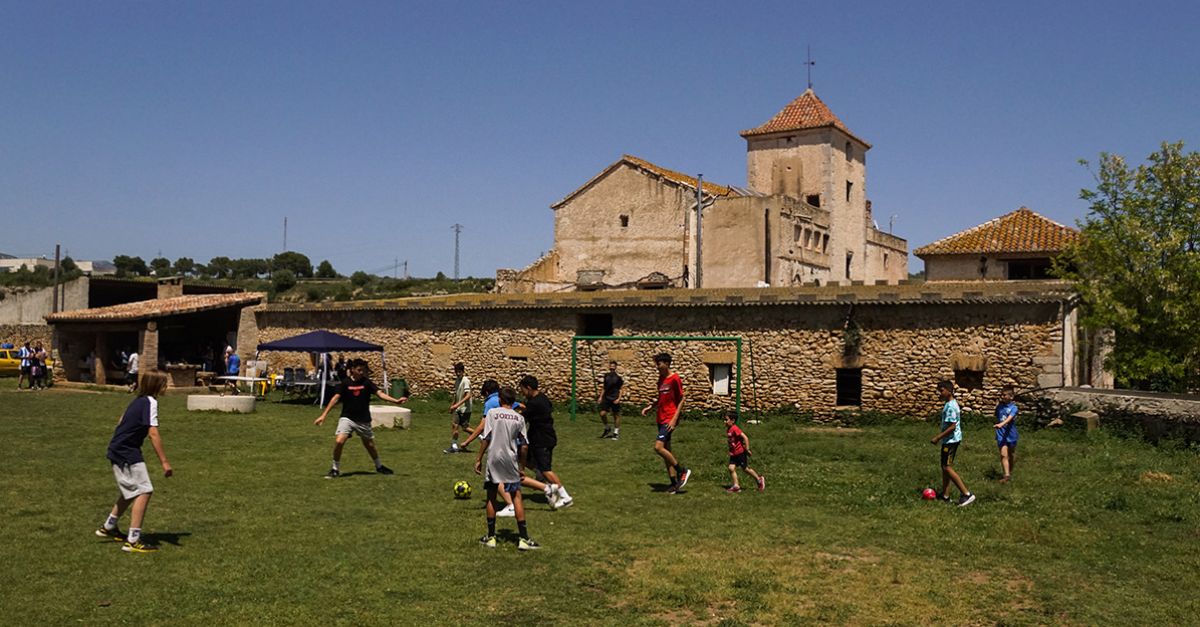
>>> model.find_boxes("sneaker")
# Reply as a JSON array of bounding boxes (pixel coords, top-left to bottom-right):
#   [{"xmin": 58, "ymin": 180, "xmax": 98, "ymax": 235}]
[
  {"xmin": 479, "ymin": 535, "xmax": 497, "ymax": 548},
  {"xmin": 610, "ymin": 433, "xmax": 619, "ymax": 441},
  {"xmin": 518, "ymin": 537, "xmax": 542, "ymax": 551},
  {"xmin": 122, "ymin": 540, "xmax": 159, "ymax": 553},
  {"xmin": 678, "ymin": 468, "xmax": 692, "ymax": 489},
  {"xmin": 757, "ymin": 476, "xmax": 766, "ymax": 492},
  {"xmin": 544, "ymin": 485, "xmax": 559, "ymax": 509},
  {"xmin": 375, "ymin": 465, "xmax": 394, "ymax": 475},
  {"xmin": 998, "ymin": 476, "xmax": 1011, "ymax": 484},
  {"xmin": 957, "ymin": 493, "xmax": 976, "ymax": 507},
  {"xmin": 666, "ymin": 484, "xmax": 680, "ymax": 494},
  {"xmin": 443, "ymin": 445, "xmax": 459, "ymax": 454},
  {"xmin": 95, "ymin": 527, "xmax": 126, "ymax": 542},
  {"xmin": 324, "ymin": 468, "xmax": 340, "ymax": 479},
  {"xmin": 599, "ymin": 428, "xmax": 611, "ymax": 439},
  {"xmin": 938, "ymin": 494, "xmax": 952, "ymax": 504},
  {"xmin": 556, "ymin": 494, "xmax": 574, "ymax": 509},
  {"xmin": 496, "ymin": 504, "xmax": 516, "ymax": 518},
  {"xmin": 725, "ymin": 485, "xmax": 742, "ymax": 493}
]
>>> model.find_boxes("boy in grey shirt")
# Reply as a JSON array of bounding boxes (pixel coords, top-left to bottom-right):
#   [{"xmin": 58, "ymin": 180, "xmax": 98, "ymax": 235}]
[{"xmin": 474, "ymin": 387, "xmax": 541, "ymax": 550}]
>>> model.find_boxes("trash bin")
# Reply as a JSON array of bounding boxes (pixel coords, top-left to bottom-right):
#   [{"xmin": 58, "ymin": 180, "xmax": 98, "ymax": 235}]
[{"xmin": 389, "ymin": 378, "xmax": 409, "ymax": 398}]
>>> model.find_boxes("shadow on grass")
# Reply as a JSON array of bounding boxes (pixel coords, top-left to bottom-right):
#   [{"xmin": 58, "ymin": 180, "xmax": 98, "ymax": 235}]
[
  {"xmin": 648, "ymin": 483, "xmax": 686, "ymax": 493},
  {"xmin": 145, "ymin": 531, "xmax": 192, "ymax": 547}
]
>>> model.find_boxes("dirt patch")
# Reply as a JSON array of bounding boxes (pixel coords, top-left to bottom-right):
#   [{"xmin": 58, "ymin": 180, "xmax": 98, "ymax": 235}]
[
  {"xmin": 1138, "ymin": 470, "xmax": 1174, "ymax": 483},
  {"xmin": 797, "ymin": 426, "xmax": 864, "ymax": 435}
]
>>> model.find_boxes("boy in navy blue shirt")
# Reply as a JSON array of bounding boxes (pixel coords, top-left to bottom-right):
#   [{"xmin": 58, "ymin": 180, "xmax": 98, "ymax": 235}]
[
  {"xmin": 95, "ymin": 370, "xmax": 173, "ymax": 553},
  {"xmin": 993, "ymin": 384, "xmax": 1019, "ymax": 483}
]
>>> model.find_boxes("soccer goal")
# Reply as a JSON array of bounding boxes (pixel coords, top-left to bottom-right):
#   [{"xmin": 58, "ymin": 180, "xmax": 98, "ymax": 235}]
[{"xmin": 569, "ymin": 334, "xmax": 744, "ymax": 421}]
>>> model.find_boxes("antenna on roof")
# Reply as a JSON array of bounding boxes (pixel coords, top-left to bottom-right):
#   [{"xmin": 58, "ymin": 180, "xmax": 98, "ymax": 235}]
[{"xmin": 804, "ymin": 46, "xmax": 816, "ymax": 90}]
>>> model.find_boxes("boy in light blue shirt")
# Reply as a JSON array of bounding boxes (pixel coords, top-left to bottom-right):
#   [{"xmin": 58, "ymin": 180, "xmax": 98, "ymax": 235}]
[
  {"xmin": 929, "ymin": 380, "xmax": 974, "ymax": 507},
  {"xmin": 993, "ymin": 384, "xmax": 1019, "ymax": 483}
]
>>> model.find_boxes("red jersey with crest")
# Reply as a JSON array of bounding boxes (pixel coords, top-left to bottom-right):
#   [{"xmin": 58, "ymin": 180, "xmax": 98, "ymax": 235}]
[
  {"xmin": 655, "ymin": 373, "xmax": 683, "ymax": 425},
  {"xmin": 726, "ymin": 424, "xmax": 746, "ymax": 455}
]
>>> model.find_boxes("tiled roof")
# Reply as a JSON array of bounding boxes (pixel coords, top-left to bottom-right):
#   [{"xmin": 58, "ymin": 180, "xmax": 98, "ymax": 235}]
[
  {"xmin": 552, "ymin": 155, "xmax": 737, "ymax": 209},
  {"xmin": 267, "ymin": 281, "xmax": 1076, "ymax": 314},
  {"xmin": 47, "ymin": 292, "xmax": 264, "ymax": 323},
  {"xmin": 740, "ymin": 89, "xmax": 870, "ymax": 147},
  {"xmin": 914, "ymin": 207, "xmax": 1080, "ymax": 257}
]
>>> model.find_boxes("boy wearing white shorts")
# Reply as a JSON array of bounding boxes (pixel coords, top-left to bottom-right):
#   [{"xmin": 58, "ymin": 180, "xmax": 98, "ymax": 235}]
[{"xmin": 314, "ymin": 359, "xmax": 408, "ymax": 478}]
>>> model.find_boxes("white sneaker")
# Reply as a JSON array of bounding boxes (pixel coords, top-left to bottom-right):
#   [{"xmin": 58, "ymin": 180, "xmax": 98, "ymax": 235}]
[
  {"xmin": 556, "ymin": 494, "xmax": 573, "ymax": 509},
  {"xmin": 544, "ymin": 484, "xmax": 559, "ymax": 509},
  {"xmin": 496, "ymin": 504, "xmax": 516, "ymax": 518}
]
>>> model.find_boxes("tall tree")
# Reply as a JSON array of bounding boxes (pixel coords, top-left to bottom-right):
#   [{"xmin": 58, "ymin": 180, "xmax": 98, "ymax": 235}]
[
  {"xmin": 1057, "ymin": 141, "xmax": 1200, "ymax": 392},
  {"xmin": 315, "ymin": 260, "xmax": 337, "ymax": 279},
  {"xmin": 272, "ymin": 251, "xmax": 313, "ymax": 278},
  {"xmin": 112, "ymin": 255, "xmax": 148, "ymax": 278},
  {"xmin": 150, "ymin": 257, "xmax": 172, "ymax": 276},
  {"xmin": 173, "ymin": 257, "xmax": 195, "ymax": 277},
  {"xmin": 207, "ymin": 256, "xmax": 234, "ymax": 280}
]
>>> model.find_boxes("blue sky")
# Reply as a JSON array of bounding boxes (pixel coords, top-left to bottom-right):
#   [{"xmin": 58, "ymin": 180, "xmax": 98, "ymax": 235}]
[{"xmin": 2, "ymin": 1, "xmax": 1198, "ymax": 277}]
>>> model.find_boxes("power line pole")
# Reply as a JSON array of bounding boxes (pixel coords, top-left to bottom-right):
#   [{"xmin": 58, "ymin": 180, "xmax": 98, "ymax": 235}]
[
  {"xmin": 403, "ymin": 260, "xmax": 408, "ymax": 279},
  {"xmin": 52, "ymin": 244, "xmax": 61, "ymax": 313},
  {"xmin": 393, "ymin": 257, "xmax": 398, "ymax": 279},
  {"xmin": 451, "ymin": 223, "xmax": 464, "ymax": 280},
  {"xmin": 695, "ymin": 174, "xmax": 703, "ymax": 289},
  {"xmin": 283, "ymin": 216, "xmax": 288, "ymax": 252}
]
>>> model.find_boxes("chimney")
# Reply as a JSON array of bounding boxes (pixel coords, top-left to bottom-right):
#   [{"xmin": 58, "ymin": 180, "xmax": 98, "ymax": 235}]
[{"xmin": 157, "ymin": 276, "xmax": 184, "ymax": 299}]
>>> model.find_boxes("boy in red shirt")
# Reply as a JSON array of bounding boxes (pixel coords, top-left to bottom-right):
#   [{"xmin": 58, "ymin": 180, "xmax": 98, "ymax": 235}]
[
  {"xmin": 723, "ymin": 411, "xmax": 764, "ymax": 493},
  {"xmin": 641, "ymin": 353, "xmax": 691, "ymax": 493}
]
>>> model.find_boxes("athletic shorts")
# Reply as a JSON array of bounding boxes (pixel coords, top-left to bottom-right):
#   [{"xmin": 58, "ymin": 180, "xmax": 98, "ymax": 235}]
[
  {"xmin": 997, "ymin": 440, "xmax": 1017, "ymax": 450},
  {"xmin": 599, "ymin": 399, "xmax": 620, "ymax": 414},
  {"xmin": 940, "ymin": 441, "xmax": 960, "ymax": 467},
  {"xmin": 485, "ymin": 481, "xmax": 520, "ymax": 495},
  {"xmin": 453, "ymin": 411, "xmax": 470, "ymax": 428},
  {"xmin": 20, "ymin": 365, "xmax": 30, "ymax": 375},
  {"xmin": 529, "ymin": 446, "xmax": 553, "ymax": 472},
  {"xmin": 335, "ymin": 417, "xmax": 375, "ymax": 440},
  {"xmin": 112, "ymin": 462, "xmax": 154, "ymax": 499},
  {"xmin": 656, "ymin": 423, "xmax": 673, "ymax": 444},
  {"xmin": 729, "ymin": 453, "xmax": 748, "ymax": 468}
]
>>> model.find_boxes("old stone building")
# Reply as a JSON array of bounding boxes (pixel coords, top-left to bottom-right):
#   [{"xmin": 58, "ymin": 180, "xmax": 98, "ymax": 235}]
[
  {"xmin": 915, "ymin": 207, "xmax": 1080, "ymax": 281},
  {"xmin": 252, "ymin": 280, "xmax": 1091, "ymax": 417},
  {"xmin": 497, "ymin": 89, "xmax": 908, "ymax": 293}
]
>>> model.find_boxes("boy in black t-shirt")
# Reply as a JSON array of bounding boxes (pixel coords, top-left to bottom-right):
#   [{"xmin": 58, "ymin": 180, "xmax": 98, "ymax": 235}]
[
  {"xmin": 597, "ymin": 361, "xmax": 624, "ymax": 439},
  {"xmin": 95, "ymin": 370, "xmax": 173, "ymax": 553},
  {"xmin": 314, "ymin": 359, "xmax": 409, "ymax": 478},
  {"xmin": 519, "ymin": 375, "xmax": 573, "ymax": 509}
]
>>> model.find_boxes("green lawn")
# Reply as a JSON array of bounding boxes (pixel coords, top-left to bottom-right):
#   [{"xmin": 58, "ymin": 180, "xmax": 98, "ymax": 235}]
[{"xmin": 1, "ymin": 387, "xmax": 1197, "ymax": 625}]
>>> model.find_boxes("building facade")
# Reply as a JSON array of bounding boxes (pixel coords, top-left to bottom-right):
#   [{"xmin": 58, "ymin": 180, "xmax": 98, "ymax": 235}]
[{"xmin": 915, "ymin": 207, "xmax": 1080, "ymax": 281}]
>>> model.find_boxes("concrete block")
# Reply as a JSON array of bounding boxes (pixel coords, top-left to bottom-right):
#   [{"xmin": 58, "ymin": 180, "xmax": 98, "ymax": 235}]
[
  {"xmin": 371, "ymin": 406, "xmax": 412, "ymax": 429},
  {"xmin": 187, "ymin": 395, "xmax": 256, "ymax": 413},
  {"xmin": 1070, "ymin": 410, "xmax": 1100, "ymax": 431},
  {"xmin": 1037, "ymin": 373, "xmax": 1063, "ymax": 388}
]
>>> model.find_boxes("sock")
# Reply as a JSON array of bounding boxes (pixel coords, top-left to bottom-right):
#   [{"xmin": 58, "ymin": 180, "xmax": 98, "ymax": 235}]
[
  {"xmin": 331, "ymin": 460, "xmax": 340, "ymax": 471},
  {"xmin": 104, "ymin": 514, "xmax": 119, "ymax": 531},
  {"xmin": 487, "ymin": 517, "xmax": 496, "ymax": 536},
  {"xmin": 373, "ymin": 458, "xmax": 383, "ymax": 470},
  {"xmin": 613, "ymin": 428, "xmax": 619, "ymax": 435},
  {"xmin": 128, "ymin": 528, "xmax": 141, "ymax": 544},
  {"xmin": 517, "ymin": 521, "xmax": 528, "ymax": 540},
  {"xmin": 557, "ymin": 485, "xmax": 570, "ymax": 500}
]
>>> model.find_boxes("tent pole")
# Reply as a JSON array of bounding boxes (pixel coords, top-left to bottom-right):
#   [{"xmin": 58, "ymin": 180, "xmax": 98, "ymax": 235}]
[
  {"xmin": 382, "ymin": 351, "xmax": 388, "ymax": 391},
  {"xmin": 319, "ymin": 352, "xmax": 327, "ymax": 407}
]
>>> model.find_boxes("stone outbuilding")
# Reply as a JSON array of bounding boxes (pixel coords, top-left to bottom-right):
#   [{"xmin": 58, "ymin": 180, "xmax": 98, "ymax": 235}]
[{"xmin": 915, "ymin": 207, "xmax": 1080, "ymax": 281}]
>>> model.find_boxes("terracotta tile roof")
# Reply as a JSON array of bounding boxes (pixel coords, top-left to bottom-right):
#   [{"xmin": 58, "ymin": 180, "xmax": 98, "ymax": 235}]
[
  {"xmin": 552, "ymin": 155, "xmax": 737, "ymax": 209},
  {"xmin": 914, "ymin": 207, "xmax": 1080, "ymax": 257},
  {"xmin": 47, "ymin": 292, "xmax": 264, "ymax": 323},
  {"xmin": 740, "ymin": 89, "xmax": 870, "ymax": 147}
]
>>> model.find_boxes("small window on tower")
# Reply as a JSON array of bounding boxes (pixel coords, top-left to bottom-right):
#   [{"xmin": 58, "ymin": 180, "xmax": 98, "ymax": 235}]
[
  {"xmin": 822, "ymin": 234, "xmax": 829, "ymax": 254},
  {"xmin": 805, "ymin": 194, "xmax": 820, "ymax": 207},
  {"xmin": 845, "ymin": 252, "xmax": 853, "ymax": 279},
  {"xmin": 884, "ymin": 253, "xmax": 889, "ymax": 269},
  {"xmin": 845, "ymin": 141, "xmax": 852, "ymax": 161},
  {"xmin": 846, "ymin": 181, "xmax": 853, "ymax": 202},
  {"xmin": 794, "ymin": 224, "xmax": 802, "ymax": 242},
  {"xmin": 619, "ymin": 215, "xmax": 629, "ymax": 228}
]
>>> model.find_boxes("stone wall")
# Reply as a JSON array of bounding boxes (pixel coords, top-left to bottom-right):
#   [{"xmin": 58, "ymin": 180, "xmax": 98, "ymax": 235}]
[
  {"xmin": 0, "ymin": 324, "xmax": 52, "ymax": 349},
  {"xmin": 256, "ymin": 296, "xmax": 1070, "ymax": 418},
  {"xmin": 0, "ymin": 279, "xmax": 90, "ymax": 325}
]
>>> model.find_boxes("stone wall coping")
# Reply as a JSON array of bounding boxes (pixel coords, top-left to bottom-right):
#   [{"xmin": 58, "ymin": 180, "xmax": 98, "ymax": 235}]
[{"xmin": 266, "ymin": 281, "xmax": 1077, "ymax": 314}]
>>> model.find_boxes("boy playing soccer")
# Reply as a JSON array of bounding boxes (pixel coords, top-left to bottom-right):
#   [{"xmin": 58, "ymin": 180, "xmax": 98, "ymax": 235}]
[
  {"xmin": 724, "ymin": 411, "xmax": 765, "ymax": 493},
  {"xmin": 993, "ymin": 384, "xmax": 1019, "ymax": 483},
  {"xmin": 930, "ymin": 380, "xmax": 975, "ymax": 507},
  {"xmin": 474, "ymin": 387, "xmax": 542, "ymax": 550},
  {"xmin": 598, "ymin": 360, "xmax": 624, "ymax": 439},
  {"xmin": 641, "ymin": 353, "xmax": 691, "ymax": 494},
  {"xmin": 95, "ymin": 370, "xmax": 173, "ymax": 553},
  {"xmin": 445, "ymin": 362, "xmax": 472, "ymax": 453},
  {"xmin": 314, "ymin": 359, "xmax": 408, "ymax": 478}
]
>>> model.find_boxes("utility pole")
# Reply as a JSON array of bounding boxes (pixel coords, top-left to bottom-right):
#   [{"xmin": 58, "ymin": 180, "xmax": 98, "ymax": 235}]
[
  {"xmin": 695, "ymin": 174, "xmax": 703, "ymax": 289},
  {"xmin": 403, "ymin": 260, "xmax": 408, "ymax": 279},
  {"xmin": 451, "ymin": 223, "xmax": 464, "ymax": 280},
  {"xmin": 283, "ymin": 216, "xmax": 288, "ymax": 252},
  {"xmin": 393, "ymin": 257, "xmax": 398, "ymax": 279},
  {"xmin": 889, "ymin": 214, "xmax": 898, "ymax": 234},
  {"xmin": 52, "ymin": 244, "xmax": 61, "ymax": 313}
]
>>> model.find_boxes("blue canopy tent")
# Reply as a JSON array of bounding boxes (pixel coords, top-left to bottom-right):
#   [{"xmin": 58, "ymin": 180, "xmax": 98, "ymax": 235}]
[{"xmin": 256, "ymin": 330, "xmax": 387, "ymax": 403}]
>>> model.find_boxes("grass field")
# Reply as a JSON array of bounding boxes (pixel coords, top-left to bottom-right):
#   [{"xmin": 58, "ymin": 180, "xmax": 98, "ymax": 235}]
[{"xmin": 1, "ymin": 387, "xmax": 1198, "ymax": 625}]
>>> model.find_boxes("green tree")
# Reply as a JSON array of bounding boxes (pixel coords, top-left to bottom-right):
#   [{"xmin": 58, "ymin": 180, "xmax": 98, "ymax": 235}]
[
  {"xmin": 350, "ymin": 271, "xmax": 372, "ymax": 287},
  {"xmin": 1057, "ymin": 141, "xmax": 1200, "ymax": 392},
  {"xmin": 272, "ymin": 251, "xmax": 313, "ymax": 278},
  {"xmin": 112, "ymin": 255, "xmax": 148, "ymax": 278},
  {"xmin": 231, "ymin": 258, "xmax": 270, "ymax": 279},
  {"xmin": 207, "ymin": 256, "xmax": 233, "ymax": 279},
  {"xmin": 61, "ymin": 256, "xmax": 78, "ymax": 273},
  {"xmin": 272, "ymin": 268, "xmax": 297, "ymax": 292},
  {"xmin": 173, "ymin": 257, "xmax": 195, "ymax": 276},
  {"xmin": 150, "ymin": 257, "xmax": 172, "ymax": 276},
  {"xmin": 315, "ymin": 260, "xmax": 337, "ymax": 279}
]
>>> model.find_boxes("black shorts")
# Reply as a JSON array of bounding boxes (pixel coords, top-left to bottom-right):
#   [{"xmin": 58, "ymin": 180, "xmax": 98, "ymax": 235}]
[
  {"xmin": 729, "ymin": 453, "xmax": 748, "ymax": 468},
  {"xmin": 485, "ymin": 481, "xmax": 520, "ymax": 495},
  {"xmin": 940, "ymin": 442, "xmax": 960, "ymax": 467},
  {"xmin": 529, "ymin": 446, "xmax": 553, "ymax": 472},
  {"xmin": 599, "ymin": 399, "xmax": 620, "ymax": 414},
  {"xmin": 453, "ymin": 411, "xmax": 470, "ymax": 428},
  {"xmin": 20, "ymin": 365, "xmax": 30, "ymax": 375}
]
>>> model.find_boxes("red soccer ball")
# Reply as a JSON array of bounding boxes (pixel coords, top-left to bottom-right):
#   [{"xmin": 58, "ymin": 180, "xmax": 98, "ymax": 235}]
[{"xmin": 921, "ymin": 488, "xmax": 937, "ymax": 500}]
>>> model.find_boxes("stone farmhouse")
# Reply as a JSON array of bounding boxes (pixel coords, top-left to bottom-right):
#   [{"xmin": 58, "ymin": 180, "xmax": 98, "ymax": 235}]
[
  {"xmin": 915, "ymin": 207, "xmax": 1080, "ymax": 281},
  {"xmin": 497, "ymin": 89, "xmax": 908, "ymax": 293}
]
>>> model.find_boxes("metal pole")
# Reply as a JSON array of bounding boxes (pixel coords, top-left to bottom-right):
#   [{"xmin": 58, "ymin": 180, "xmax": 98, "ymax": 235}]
[
  {"xmin": 451, "ymin": 224, "xmax": 464, "ymax": 280},
  {"xmin": 52, "ymin": 244, "xmax": 61, "ymax": 313},
  {"xmin": 695, "ymin": 174, "xmax": 703, "ymax": 289},
  {"xmin": 735, "ymin": 338, "xmax": 742, "ymax": 418},
  {"xmin": 570, "ymin": 338, "xmax": 578, "ymax": 421}
]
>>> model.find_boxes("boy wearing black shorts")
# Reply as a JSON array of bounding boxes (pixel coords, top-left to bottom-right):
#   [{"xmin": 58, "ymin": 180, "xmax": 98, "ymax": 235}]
[
  {"xmin": 930, "ymin": 380, "xmax": 975, "ymax": 506},
  {"xmin": 724, "ymin": 411, "xmax": 765, "ymax": 493},
  {"xmin": 520, "ymin": 375, "xmax": 573, "ymax": 509},
  {"xmin": 445, "ymin": 363, "xmax": 472, "ymax": 453},
  {"xmin": 314, "ymin": 359, "xmax": 408, "ymax": 478},
  {"xmin": 598, "ymin": 361, "xmax": 624, "ymax": 439}
]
